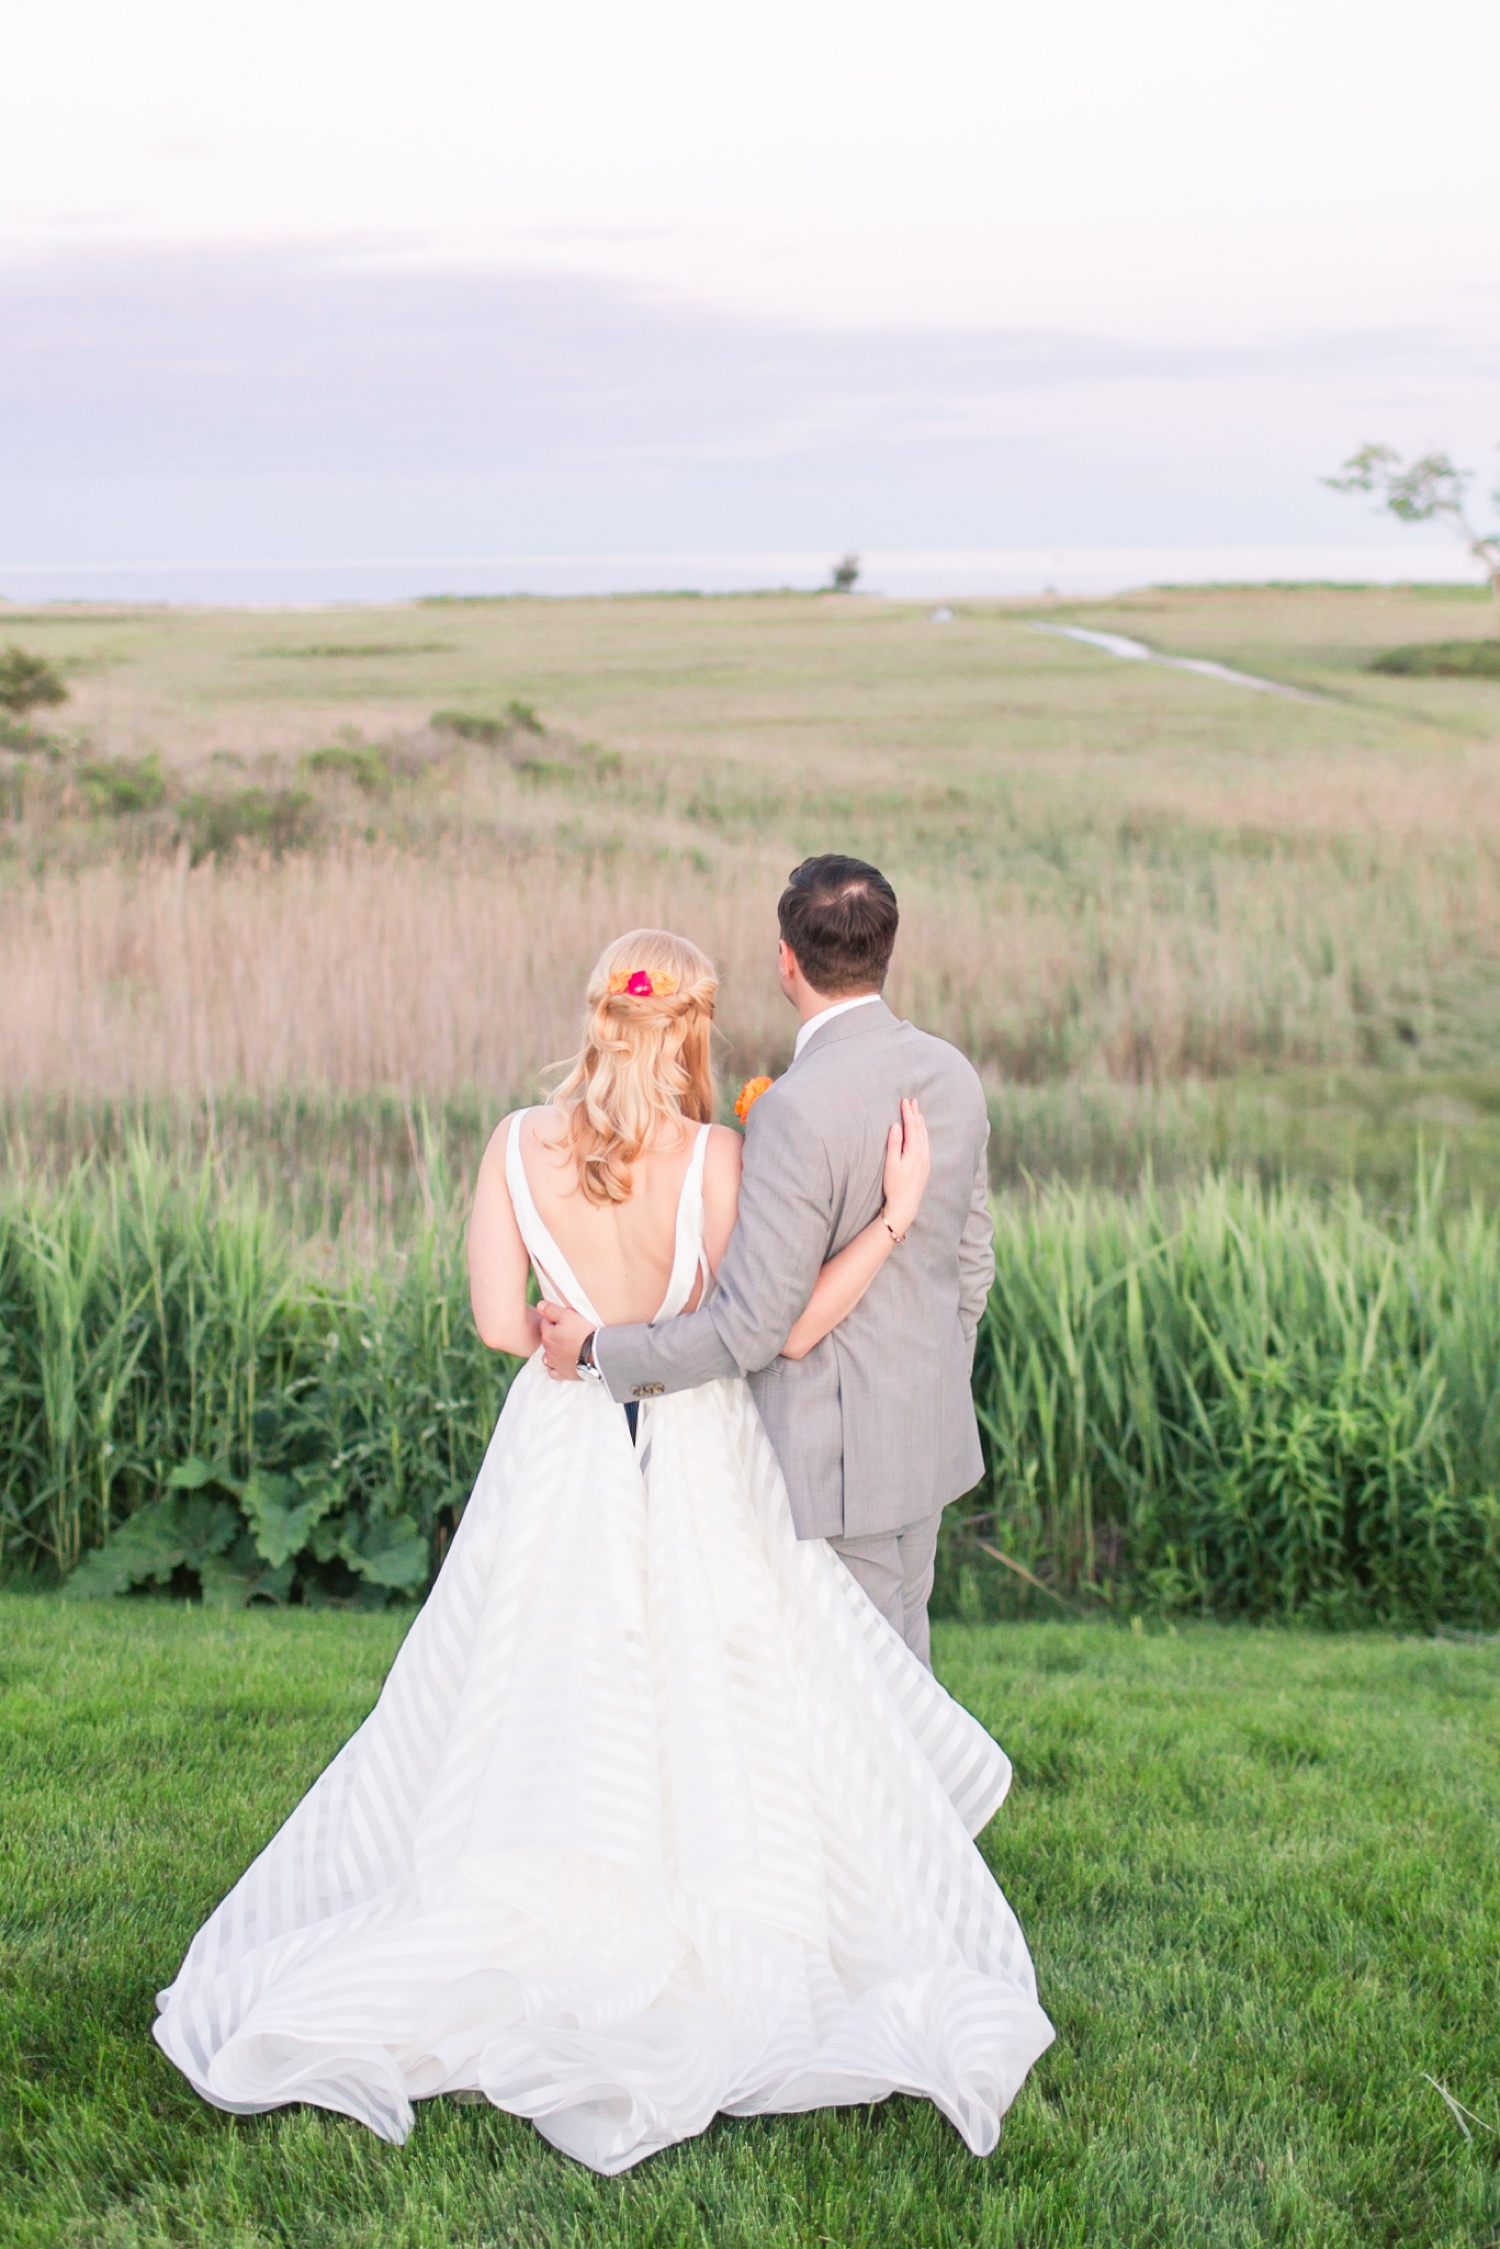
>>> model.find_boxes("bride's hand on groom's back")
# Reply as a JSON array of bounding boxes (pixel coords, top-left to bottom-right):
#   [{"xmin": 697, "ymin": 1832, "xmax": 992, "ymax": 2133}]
[
  {"xmin": 882, "ymin": 1098, "xmax": 931, "ymax": 1236},
  {"xmin": 778, "ymin": 1098, "xmax": 931, "ymax": 1364}
]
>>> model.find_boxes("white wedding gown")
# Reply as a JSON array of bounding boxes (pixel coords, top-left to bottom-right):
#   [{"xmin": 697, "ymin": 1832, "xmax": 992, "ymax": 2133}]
[{"xmin": 154, "ymin": 1117, "xmax": 1054, "ymax": 2174}]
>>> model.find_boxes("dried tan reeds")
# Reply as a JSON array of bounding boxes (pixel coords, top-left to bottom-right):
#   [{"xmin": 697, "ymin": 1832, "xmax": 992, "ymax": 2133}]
[
  {"xmin": 4, "ymin": 586, "xmax": 1499, "ymax": 1106},
  {"xmin": 0, "ymin": 847, "xmax": 784, "ymax": 1099},
  {"xmin": 2, "ymin": 834, "xmax": 1494, "ymax": 1100}
]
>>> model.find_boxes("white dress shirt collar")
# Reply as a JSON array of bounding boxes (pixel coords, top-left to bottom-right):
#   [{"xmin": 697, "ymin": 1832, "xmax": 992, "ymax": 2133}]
[{"xmin": 792, "ymin": 991, "xmax": 883, "ymax": 1061}]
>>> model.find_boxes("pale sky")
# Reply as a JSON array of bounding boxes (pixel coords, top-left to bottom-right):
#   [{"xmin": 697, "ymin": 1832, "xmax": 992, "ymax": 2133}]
[
  {"xmin": 7, "ymin": 0, "xmax": 1497, "ymax": 336},
  {"xmin": 2, "ymin": 0, "xmax": 1496, "ymax": 588}
]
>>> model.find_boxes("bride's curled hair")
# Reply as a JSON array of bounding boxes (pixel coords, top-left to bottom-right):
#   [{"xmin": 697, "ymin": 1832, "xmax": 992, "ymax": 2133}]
[{"xmin": 550, "ymin": 929, "xmax": 719, "ymax": 1204}]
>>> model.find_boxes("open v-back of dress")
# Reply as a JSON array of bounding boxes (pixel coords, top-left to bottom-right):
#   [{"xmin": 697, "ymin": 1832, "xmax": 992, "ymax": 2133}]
[
  {"xmin": 505, "ymin": 1107, "xmax": 712, "ymax": 1332},
  {"xmin": 154, "ymin": 1110, "xmax": 1053, "ymax": 2174}
]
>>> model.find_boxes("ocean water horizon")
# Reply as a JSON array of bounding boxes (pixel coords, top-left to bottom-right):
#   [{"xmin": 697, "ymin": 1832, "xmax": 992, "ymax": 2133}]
[{"xmin": 0, "ymin": 541, "xmax": 1481, "ymax": 607}]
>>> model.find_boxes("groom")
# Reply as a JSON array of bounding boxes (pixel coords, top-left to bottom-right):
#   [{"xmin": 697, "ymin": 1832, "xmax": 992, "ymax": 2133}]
[{"xmin": 540, "ymin": 854, "xmax": 995, "ymax": 1668}]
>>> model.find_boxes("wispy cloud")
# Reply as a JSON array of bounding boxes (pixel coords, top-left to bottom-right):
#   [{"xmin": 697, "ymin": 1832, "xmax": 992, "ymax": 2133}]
[{"xmin": 0, "ymin": 247, "xmax": 1493, "ymax": 561}]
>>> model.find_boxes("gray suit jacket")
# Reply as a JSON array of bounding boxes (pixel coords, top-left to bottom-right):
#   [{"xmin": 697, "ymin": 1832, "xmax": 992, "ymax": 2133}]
[{"xmin": 594, "ymin": 1000, "xmax": 994, "ymax": 1540}]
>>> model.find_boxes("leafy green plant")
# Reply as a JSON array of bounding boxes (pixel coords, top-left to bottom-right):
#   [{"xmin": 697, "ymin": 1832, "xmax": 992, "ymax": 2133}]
[
  {"xmin": 75, "ymin": 752, "xmax": 168, "ymax": 817},
  {"xmin": 0, "ymin": 645, "xmax": 68, "ymax": 719},
  {"xmin": 0, "ymin": 1141, "xmax": 513, "ymax": 1605}
]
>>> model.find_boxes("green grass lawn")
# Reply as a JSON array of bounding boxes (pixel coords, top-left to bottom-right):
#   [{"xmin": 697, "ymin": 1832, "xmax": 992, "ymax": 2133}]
[{"xmin": 2, "ymin": 1596, "xmax": 1498, "ymax": 2247}]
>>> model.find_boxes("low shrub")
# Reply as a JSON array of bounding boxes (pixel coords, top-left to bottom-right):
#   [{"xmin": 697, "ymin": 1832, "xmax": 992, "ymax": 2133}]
[
  {"xmin": 258, "ymin": 641, "xmax": 453, "ymax": 660},
  {"xmin": 0, "ymin": 645, "xmax": 68, "ymax": 719},
  {"xmin": 0, "ymin": 719, "xmax": 53, "ymax": 753},
  {"xmin": 75, "ymin": 752, "xmax": 168, "ymax": 818},
  {"xmin": 431, "ymin": 709, "xmax": 504, "ymax": 745},
  {"xmin": 303, "ymin": 741, "xmax": 393, "ymax": 795},
  {"xmin": 431, "ymin": 701, "xmax": 543, "ymax": 745},
  {"xmin": 513, "ymin": 741, "xmax": 623, "ymax": 785},
  {"xmin": 176, "ymin": 786, "xmax": 316, "ymax": 863},
  {"xmin": 1369, "ymin": 639, "xmax": 1500, "ymax": 678}
]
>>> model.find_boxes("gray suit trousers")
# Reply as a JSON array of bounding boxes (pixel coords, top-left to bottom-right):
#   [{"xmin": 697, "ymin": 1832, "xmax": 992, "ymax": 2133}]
[{"xmin": 829, "ymin": 1512, "xmax": 943, "ymax": 1669}]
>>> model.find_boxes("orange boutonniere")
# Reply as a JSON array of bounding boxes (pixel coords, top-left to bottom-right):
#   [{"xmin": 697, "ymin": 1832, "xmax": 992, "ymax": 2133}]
[{"xmin": 735, "ymin": 1075, "xmax": 774, "ymax": 1124}]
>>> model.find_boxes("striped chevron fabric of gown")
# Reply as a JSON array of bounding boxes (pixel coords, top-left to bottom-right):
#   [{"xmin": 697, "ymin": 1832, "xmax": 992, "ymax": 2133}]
[{"xmin": 153, "ymin": 1113, "xmax": 1055, "ymax": 2173}]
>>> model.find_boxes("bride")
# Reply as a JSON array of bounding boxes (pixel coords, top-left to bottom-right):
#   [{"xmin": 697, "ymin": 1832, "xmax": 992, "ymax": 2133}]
[{"xmin": 154, "ymin": 929, "xmax": 1054, "ymax": 2175}]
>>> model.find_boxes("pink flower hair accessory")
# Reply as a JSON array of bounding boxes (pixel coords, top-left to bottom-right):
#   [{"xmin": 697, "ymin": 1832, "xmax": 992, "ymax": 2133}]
[{"xmin": 608, "ymin": 968, "xmax": 678, "ymax": 999}]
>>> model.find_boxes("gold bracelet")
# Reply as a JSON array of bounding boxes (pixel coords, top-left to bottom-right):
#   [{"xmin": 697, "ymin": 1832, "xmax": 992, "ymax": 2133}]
[{"xmin": 882, "ymin": 1213, "xmax": 907, "ymax": 1245}]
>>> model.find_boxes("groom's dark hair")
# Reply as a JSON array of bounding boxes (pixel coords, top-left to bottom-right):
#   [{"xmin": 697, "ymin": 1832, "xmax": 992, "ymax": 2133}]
[{"xmin": 778, "ymin": 855, "xmax": 899, "ymax": 995}]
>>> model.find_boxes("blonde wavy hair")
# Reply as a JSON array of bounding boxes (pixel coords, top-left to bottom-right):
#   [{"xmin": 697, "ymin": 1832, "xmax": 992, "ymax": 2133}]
[{"xmin": 549, "ymin": 929, "xmax": 719, "ymax": 1205}]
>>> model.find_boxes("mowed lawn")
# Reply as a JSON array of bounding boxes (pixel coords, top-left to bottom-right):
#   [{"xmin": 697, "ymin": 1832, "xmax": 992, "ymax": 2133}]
[{"xmin": 2, "ymin": 1598, "xmax": 1497, "ymax": 2248}]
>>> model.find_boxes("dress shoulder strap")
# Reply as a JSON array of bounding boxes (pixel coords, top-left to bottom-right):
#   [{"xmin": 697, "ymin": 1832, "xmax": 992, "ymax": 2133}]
[
  {"xmin": 504, "ymin": 1109, "xmax": 606, "ymax": 1328},
  {"xmin": 654, "ymin": 1123, "xmax": 713, "ymax": 1325}
]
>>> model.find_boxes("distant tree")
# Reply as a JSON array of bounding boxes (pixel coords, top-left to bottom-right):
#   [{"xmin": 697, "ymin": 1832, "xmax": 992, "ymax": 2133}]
[
  {"xmin": 1325, "ymin": 445, "xmax": 1500, "ymax": 633},
  {"xmin": 0, "ymin": 645, "xmax": 68, "ymax": 720},
  {"xmin": 829, "ymin": 553, "xmax": 861, "ymax": 594}
]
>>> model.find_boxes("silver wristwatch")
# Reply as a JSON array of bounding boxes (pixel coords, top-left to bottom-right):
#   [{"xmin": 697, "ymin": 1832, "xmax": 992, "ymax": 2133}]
[{"xmin": 576, "ymin": 1329, "xmax": 605, "ymax": 1384}]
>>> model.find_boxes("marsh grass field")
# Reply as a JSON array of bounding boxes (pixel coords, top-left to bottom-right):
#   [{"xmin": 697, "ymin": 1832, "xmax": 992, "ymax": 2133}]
[
  {"xmin": 2, "ymin": 1597, "xmax": 1498, "ymax": 2249},
  {"xmin": 3, "ymin": 582, "xmax": 1500, "ymax": 2247},
  {"xmin": 3, "ymin": 580, "xmax": 1500, "ymax": 1211}
]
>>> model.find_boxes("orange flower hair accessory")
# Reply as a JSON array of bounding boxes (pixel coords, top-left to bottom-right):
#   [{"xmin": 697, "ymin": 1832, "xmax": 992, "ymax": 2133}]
[
  {"xmin": 608, "ymin": 968, "xmax": 677, "ymax": 998},
  {"xmin": 735, "ymin": 1075, "xmax": 774, "ymax": 1123}
]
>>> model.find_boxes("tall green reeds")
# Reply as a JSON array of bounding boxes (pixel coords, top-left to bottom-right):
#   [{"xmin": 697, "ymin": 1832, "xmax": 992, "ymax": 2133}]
[
  {"xmin": 953, "ymin": 1170, "xmax": 1500, "ymax": 1626},
  {"xmin": 2, "ymin": 1149, "xmax": 1496, "ymax": 1625},
  {"xmin": 0, "ymin": 1142, "xmax": 511, "ymax": 1605}
]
